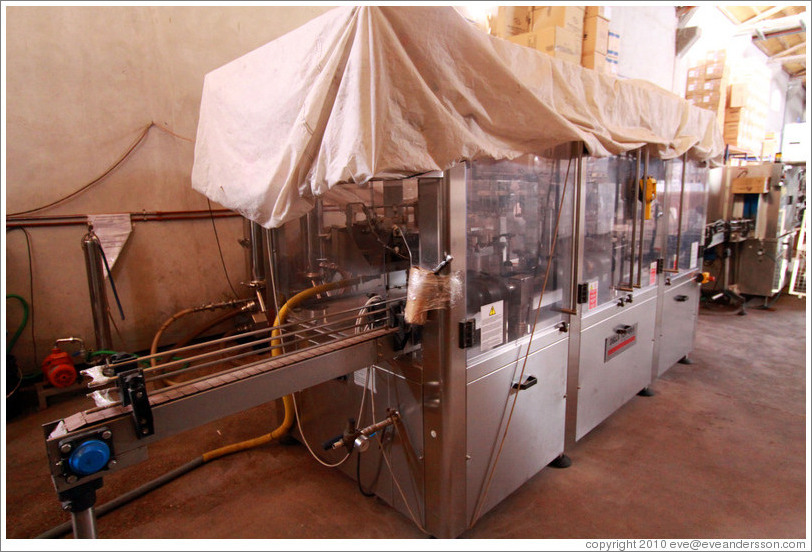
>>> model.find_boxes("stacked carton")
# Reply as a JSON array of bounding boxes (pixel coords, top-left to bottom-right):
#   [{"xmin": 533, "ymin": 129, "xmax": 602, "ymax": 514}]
[
  {"xmin": 500, "ymin": 6, "xmax": 584, "ymax": 64},
  {"xmin": 581, "ymin": 7, "xmax": 610, "ymax": 74},
  {"xmin": 685, "ymin": 50, "xmax": 729, "ymax": 129},
  {"xmin": 723, "ymin": 62, "xmax": 770, "ymax": 155},
  {"xmin": 606, "ymin": 30, "xmax": 620, "ymax": 75}
]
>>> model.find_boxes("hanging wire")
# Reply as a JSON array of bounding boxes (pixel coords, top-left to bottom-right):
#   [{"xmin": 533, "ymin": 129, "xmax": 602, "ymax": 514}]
[
  {"xmin": 369, "ymin": 366, "xmax": 429, "ymax": 535},
  {"xmin": 8, "ymin": 122, "xmax": 193, "ymax": 218},
  {"xmin": 206, "ymin": 198, "xmax": 239, "ymax": 298},
  {"xmin": 469, "ymin": 154, "xmax": 574, "ymax": 527}
]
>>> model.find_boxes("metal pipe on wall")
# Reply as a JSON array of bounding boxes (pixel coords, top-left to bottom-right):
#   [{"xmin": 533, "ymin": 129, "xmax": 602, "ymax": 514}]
[
  {"xmin": 6, "ymin": 209, "xmax": 240, "ymax": 228},
  {"xmin": 81, "ymin": 225, "xmax": 113, "ymax": 352}
]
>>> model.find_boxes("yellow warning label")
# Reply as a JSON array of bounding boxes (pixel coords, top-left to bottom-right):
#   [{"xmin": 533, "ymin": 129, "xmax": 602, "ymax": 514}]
[{"xmin": 489, "ymin": 306, "xmax": 496, "ymax": 316}]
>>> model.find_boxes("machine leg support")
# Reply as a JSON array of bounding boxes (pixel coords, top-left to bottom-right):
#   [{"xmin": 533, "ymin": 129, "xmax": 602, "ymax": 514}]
[
  {"xmin": 638, "ymin": 387, "xmax": 655, "ymax": 397},
  {"xmin": 58, "ymin": 479, "xmax": 102, "ymax": 539},
  {"xmin": 677, "ymin": 356, "xmax": 693, "ymax": 365},
  {"xmin": 548, "ymin": 454, "xmax": 572, "ymax": 469}
]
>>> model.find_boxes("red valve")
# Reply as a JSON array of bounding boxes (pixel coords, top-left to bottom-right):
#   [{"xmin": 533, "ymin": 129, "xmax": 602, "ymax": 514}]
[{"xmin": 41, "ymin": 347, "xmax": 77, "ymax": 388}]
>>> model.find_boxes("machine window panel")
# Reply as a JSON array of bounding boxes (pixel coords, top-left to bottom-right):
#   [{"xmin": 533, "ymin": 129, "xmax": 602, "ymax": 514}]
[
  {"xmin": 665, "ymin": 157, "xmax": 684, "ymax": 271},
  {"xmin": 679, "ymin": 162, "xmax": 709, "ymax": 271},
  {"xmin": 465, "ymin": 149, "xmax": 574, "ymax": 356},
  {"xmin": 640, "ymin": 157, "xmax": 666, "ymax": 285},
  {"xmin": 582, "ymin": 154, "xmax": 635, "ymax": 307}
]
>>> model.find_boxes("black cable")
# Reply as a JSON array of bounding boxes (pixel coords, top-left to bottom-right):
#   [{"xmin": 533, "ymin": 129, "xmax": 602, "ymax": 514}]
[
  {"xmin": 206, "ymin": 198, "xmax": 239, "ymax": 298},
  {"xmin": 6, "ymin": 227, "xmax": 38, "ymax": 364},
  {"xmin": 8, "ymin": 122, "xmax": 194, "ymax": 218},
  {"xmin": 98, "ymin": 244, "xmax": 125, "ymax": 320},
  {"xmin": 8, "ymin": 124, "xmax": 153, "ymax": 217},
  {"xmin": 356, "ymin": 451, "xmax": 376, "ymax": 497}
]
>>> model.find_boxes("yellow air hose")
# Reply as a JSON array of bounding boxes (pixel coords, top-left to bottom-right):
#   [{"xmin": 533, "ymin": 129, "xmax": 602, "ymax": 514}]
[{"xmin": 202, "ymin": 279, "xmax": 357, "ymax": 462}]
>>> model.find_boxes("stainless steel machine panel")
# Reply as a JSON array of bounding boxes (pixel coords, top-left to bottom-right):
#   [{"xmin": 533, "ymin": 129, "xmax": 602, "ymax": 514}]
[
  {"xmin": 465, "ymin": 338, "xmax": 567, "ymax": 523},
  {"xmin": 736, "ymin": 237, "xmax": 793, "ymax": 296},
  {"xmin": 575, "ymin": 295, "xmax": 657, "ymax": 441},
  {"xmin": 657, "ymin": 278, "xmax": 700, "ymax": 376}
]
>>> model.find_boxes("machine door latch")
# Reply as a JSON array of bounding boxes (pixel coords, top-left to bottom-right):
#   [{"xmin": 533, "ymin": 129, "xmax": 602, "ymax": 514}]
[
  {"xmin": 512, "ymin": 375, "xmax": 537, "ymax": 391},
  {"xmin": 459, "ymin": 319, "xmax": 476, "ymax": 349},
  {"xmin": 674, "ymin": 295, "xmax": 689, "ymax": 302},
  {"xmin": 576, "ymin": 283, "xmax": 589, "ymax": 304},
  {"xmin": 615, "ymin": 324, "xmax": 634, "ymax": 335},
  {"xmin": 556, "ymin": 322, "xmax": 569, "ymax": 333},
  {"xmin": 656, "ymin": 258, "xmax": 664, "ymax": 274}
]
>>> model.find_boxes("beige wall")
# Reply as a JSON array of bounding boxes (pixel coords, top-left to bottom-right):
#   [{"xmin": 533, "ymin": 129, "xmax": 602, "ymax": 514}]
[{"xmin": 4, "ymin": 6, "xmax": 332, "ymax": 373}]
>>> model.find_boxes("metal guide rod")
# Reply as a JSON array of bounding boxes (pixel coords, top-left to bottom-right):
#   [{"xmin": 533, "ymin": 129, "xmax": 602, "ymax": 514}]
[
  {"xmin": 84, "ymin": 316, "xmax": 392, "ymax": 399},
  {"xmin": 674, "ymin": 153, "xmax": 687, "ymax": 271},
  {"xmin": 568, "ymin": 146, "xmax": 582, "ymax": 313},
  {"xmin": 104, "ymin": 298, "xmax": 400, "ymax": 373},
  {"xmin": 629, "ymin": 150, "xmax": 640, "ymax": 288},
  {"xmin": 145, "ymin": 316, "xmax": 389, "ymax": 385},
  {"xmin": 636, "ymin": 149, "xmax": 649, "ymax": 287}
]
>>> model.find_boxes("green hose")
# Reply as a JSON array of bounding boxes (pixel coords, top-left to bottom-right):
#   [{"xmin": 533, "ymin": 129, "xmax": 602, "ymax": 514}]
[
  {"xmin": 87, "ymin": 350, "xmax": 126, "ymax": 358},
  {"xmin": 5, "ymin": 294, "xmax": 29, "ymax": 352}
]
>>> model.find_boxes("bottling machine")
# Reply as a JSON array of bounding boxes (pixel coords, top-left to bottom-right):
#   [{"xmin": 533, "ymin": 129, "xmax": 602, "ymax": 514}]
[
  {"xmin": 564, "ymin": 149, "xmax": 710, "ymax": 445},
  {"xmin": 703, "ymin": 162, "xmax": 804, "ymax": 299},
  {"xmin": 38, "ymin": 6, "xmax": 721, "ymax": 540}
]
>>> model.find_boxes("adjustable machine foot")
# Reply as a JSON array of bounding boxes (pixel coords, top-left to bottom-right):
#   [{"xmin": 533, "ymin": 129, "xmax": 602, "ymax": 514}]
[
  {"xmin": 637, "ymin": 387, "xmax": 655, "ymax": 397},
  {"xmin": 548, "ymin": 454, "xmax": 572, "ymax": 469},
  {"xmin": 677, "ymin": 356, "xmax": 693, "ymax": 365}
]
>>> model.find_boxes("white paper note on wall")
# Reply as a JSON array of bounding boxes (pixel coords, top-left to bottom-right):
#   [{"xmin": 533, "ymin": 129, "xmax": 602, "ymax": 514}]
[{"xmin": 87, "ymin": 214, "xmax": 132, "ymax": 275}]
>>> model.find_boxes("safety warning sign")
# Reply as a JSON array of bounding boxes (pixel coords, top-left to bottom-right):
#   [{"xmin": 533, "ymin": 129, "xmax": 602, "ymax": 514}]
[
  {"xmin": 479, "ymin": 300, "xmax": 504, "ymax": 351},
  {"xmin": 588, "ymin": 280, "xmax": 599, "ymax": 310}
]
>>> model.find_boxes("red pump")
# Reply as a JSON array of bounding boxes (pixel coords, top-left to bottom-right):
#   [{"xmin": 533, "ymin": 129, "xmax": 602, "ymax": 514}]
[{"xmin": 41, "ymin": 347, "xmax": 77, "ymax": 388}]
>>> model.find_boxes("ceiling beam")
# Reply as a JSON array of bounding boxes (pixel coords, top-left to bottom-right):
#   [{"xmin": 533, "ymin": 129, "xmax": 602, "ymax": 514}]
[
  {"xmin": 717, "ymin": 6, "xmax": 740, "ymax": 25},
  {"xmin": 743, "ymin": 6, "xmax": 785, "ymax": 26},
  {"xmin": 771, "ymin": 40, "xmax": 807, "ymax": 59},
  {"xmin": 769, "ymin": 54, "xmax": 807, "ymax": 64},
  {"xmin": 734, "ymin": 14, "xmax": 807, "ymax": 36}
]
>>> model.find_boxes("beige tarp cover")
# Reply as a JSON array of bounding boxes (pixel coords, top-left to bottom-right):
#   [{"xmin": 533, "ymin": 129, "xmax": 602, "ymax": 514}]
[{"xmin": 192, "ymin": 6, "xmax": 724, "ymax": 229}]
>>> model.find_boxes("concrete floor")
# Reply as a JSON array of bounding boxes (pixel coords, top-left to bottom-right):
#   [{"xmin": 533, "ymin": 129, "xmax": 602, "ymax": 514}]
[{"xmin": 4, "ymin": 293, "xmax": 807, "ymax": 540}]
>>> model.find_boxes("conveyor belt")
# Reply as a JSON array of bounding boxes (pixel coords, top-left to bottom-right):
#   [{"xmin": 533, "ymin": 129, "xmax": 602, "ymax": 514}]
[{"xmin": 54, "ymin": 327, "xmax": 396, "ymax": 437}]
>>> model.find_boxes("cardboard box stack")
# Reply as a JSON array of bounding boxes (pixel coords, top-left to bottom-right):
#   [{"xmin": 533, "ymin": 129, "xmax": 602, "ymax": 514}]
[
  {"xmin": 723, "ymin": 62, "xmax": 770, "ymax": 155},
  {"xmin": 500, "ymin": 6, "xmax": 584, "ymax": 64},
  {"xmin": 606, "ymin": 30, "xmax": 620, "ymax": 75},
  {"xmin": 581, "ymin": 7, "xmax": 610, "ymax": 74},
  {"xmin": 685, "ymin": 50, "xmax": 729, "ymax": 129}
]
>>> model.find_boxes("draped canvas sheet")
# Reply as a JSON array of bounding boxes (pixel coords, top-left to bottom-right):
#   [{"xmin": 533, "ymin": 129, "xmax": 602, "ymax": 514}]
[{"xmin": 192, "ymin": 6, "xmax": 724, "ymax": 229}]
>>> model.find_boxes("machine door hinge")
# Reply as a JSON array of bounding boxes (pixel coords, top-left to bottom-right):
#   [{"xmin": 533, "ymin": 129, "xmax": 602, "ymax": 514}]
[
  {"xmin": 656, "ymin": 258, "xmax": 664, "ymax": 274},
  {"xmin": 459, "ymin": 319, "xmax": 476, "ymax": 349},
  {"xmin": 576, "ymin": 283, "xmax": 589, "ymax": 304}
]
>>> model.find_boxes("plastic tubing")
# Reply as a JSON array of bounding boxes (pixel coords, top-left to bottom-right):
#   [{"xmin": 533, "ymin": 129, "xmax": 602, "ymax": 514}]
[
  {"xmin": 6, "ymin": 294, "xmax": 29, "ymax": 352},
  {"xmin": 202, "ymin": 279, "xmax": 356, "ymax": 462}
]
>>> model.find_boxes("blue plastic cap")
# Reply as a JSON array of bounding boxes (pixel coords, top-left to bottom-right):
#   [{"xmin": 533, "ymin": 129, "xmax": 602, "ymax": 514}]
[{"xmin": 68, "ymin": 439, "xmax": 111, "ymax": 476}]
